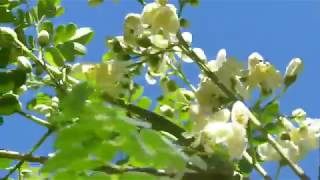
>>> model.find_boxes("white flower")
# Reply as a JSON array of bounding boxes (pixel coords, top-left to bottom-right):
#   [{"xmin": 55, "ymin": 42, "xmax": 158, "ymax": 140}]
[
  {"xmin": 231, "ymin": 101, "xmax": 249, "ymax": 126},
  {"xmin": 95, "ymin": 61, "xmax": 130, "ymax": 96},
  {"xmin": 202, "ymin": 122, "xmax": 233, "ymax": 149},
  {"xmin": 247, "ymin": 54, "xmax": 282, "ymax": 94},
  {"xmin": 292, "ymin": 108, "xmax": 307, "ymax": 122},
  {"xmin": 141, "ymin": 2, "xmax": 180, "ymax": 35},
  {"xmin": 285, "ymin": 58, "xmax": 303, "ymax": 79},
  {"xmin": 248, "ymin": 52, "xmax": 264, "ymax": 70},
  {"xmin": 191, "ymin": 105, "xmax": 230, "ymax": 132},
  {"xmin": 193, "ymin": 48, "xmax": 207, "ymax": 61},
  {"xmin": 257, "ymin": 140, "xmax": 300, "ymax": 162},
  {"xmin": 124, "ymin": 13, "xmax": 143, "ymax": 45},
  {"xmin": 150, "ymin": 34, "xmax": 169, "ymax": 48},
  {"xmin": 195, "ymin": 80, "xmax": 226, "ymax": 110},
  {"xmin": 291, "ymin": 119, "xmax": 320, "ymax": 154},
  {"xmin": 226, "ymin": 123, "xmax": 247, "ymax": 159},
  {"xmin": 202, "ymin": 122, "xmax": 247, "ymax": 159},
  {"xmin": 207, "ymin": 49, "xmax": 227, "ymax": 72},
  {"xmin": 182, "ymin": 32, "xmax": 192, "ymax": 45}
]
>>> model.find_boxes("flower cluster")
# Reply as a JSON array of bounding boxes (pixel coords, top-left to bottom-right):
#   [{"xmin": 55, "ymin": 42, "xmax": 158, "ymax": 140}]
[
  {"xmin": 191, "ymin": 101, "xmax": 249, "ymax": 159},
  {"xmin": 257, "ymin": 110, "xmax": 320, "ymax": 162}
]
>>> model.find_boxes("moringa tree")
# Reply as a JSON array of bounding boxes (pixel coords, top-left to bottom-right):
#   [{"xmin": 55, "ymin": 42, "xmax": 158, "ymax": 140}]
[{"xmin": 0, "ymin": 0, "xmax": 316, "ymax": 179}]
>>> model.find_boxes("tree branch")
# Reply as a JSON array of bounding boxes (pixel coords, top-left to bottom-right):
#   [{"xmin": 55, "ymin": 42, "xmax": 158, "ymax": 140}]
[
  {"xmin": 176, "ymin": 31, "xmax": 309, "ymax": 179},
  {"xmin": 0, "ymin": 150, "xmax": 47, "ymax": 163},
  {"xmin": 1, "ymin": 130, "xmax": 53, "ymax": 180},
  {"xmin": 97, "ymin": 165, "xmax": 174, "ymax": 177},
  {"xmin": 102, "ymin": 93, "xmax": 192, "ymax": 146}
]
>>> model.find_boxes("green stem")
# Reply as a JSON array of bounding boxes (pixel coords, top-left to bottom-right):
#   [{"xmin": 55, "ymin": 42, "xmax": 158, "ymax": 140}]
[
  {"xmin": 1, "ymin": 130, "xmax": 53, "ymax": 179},
  {"xmin": 243, "ymin": 151, "xmax": 271, "ymax": 180},
  {"xmin": 167, "ymin": 62, "xmax": 197, "ymax": 93},
  {"xmin": 17, "ymin": 111, "xmax": 53, "ymax": 129}
]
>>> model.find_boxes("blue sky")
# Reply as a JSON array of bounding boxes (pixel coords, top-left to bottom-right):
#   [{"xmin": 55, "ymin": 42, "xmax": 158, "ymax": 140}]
[{"xmin": 1, "ymin": 0, "xmax": 320, "ymax": 179}]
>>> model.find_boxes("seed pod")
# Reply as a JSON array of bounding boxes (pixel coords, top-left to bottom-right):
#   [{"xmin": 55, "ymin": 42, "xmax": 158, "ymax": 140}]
[
  {"xmin": 17, "ymin": 56, "xmax": 32, "ymax": 73},
  {"xmin": 38, "ymin": 30, "xmax": 50, "ymax": 47}
]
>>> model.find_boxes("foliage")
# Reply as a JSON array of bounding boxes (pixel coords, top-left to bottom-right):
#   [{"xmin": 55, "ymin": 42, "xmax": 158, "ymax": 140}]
[{"xmin": 0, "ymin": 0, "xmax": 317, "ymax": 179}]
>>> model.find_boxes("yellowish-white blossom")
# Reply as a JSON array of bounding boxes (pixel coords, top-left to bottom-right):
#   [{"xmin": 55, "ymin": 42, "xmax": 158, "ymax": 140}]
[
  {"xmin": 231, "ymin": 101, "xmax": 249, "ymax": 126},
  {"xmin": 124, "ymin": 13, "xmax": 143, "ymax": 45},
  {"xmin": 141, "ymin": 1, "xmax": 180, "ymax": 35},
  {"xmin": 292, "ymin": 108, "xmax": 307, "ymax": 122}
]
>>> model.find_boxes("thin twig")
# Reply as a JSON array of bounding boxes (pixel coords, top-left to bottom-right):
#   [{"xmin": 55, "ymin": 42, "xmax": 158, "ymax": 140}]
[
  {"xmin": 1, "ymin": 130, "xmax": 53, "ymax": 180},
  {"xmin": 243, "ymin": 151, "xmax": 271, "ymax": 180},
  {"xmin": 17, "ymin": 111, "xmax": 53, "ymax": 129}
]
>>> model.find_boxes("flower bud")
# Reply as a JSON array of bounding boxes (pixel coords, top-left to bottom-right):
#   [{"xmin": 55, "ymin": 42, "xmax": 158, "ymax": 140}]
[
  {"xmin": 38, "ymin": 30, "xmax": 50, "ymax": 47},
  {"xmin": 160, "ymin": 104, "xmax": 174, "ymax": 117},
  {"xmin": 0, "ymin": 27, "xmax": 17, "ymax": 47},
  {"xmin": 17, "ymin": 56, "xmax": 32, "ymax": 73},
  {"xmin": 284, "ymin": 58, "xmax": 303, "ymax": 87},
  {"xmin": 156, "ymin": 0, "xmax": 167, "ymax": 6},
  {"xmin": 292, "ymin": 108, "xmax": 306, "ymax": 122}
]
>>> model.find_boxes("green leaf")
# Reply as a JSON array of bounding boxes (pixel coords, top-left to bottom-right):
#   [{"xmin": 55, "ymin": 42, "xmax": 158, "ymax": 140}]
[
  {"xmin": 0, "ymin": 93, "xmax": 21, "ymax": 115},
  {"xmin": 0, "ymin": 47, "xmax": 12, "ymax": 68},
  {"xmin": 45, "ymin": 47, "xmax": 65, "ymax": 67},
  {"xmin": 40, "ymin": 21, "xmax": 54, "ymax": 37},
  {"xmin": 131, "ymin": 85, "xmax": 144, "ymax": 102},
  {"xmin": 261, "ymin": 101, "xmax": 280, "ymax": 123},
  {"xmin": 137, "ymin": 96, "xmax": 152, "ymax": 109},
  {"xmin": 37, "ymin": 0, "xmax": 64, "ymax": 18},
  {"xmin": 27, "ymin": 93, "xmax": 52, "ymax": 111},
  {"xmin": 57, "ymin": 42, "xmax": 87, "ymax": 61},
  {"xmin": 0, "ymin": 158, "xmax": 12, "ymax": 169},
  {"xmin": 0, "ymin": 72, "xmax": 15, "ymax": 94},
  {"xmin": 54, "ymin": 23, "xmax": 77, "ymax": 45},
  {"xmin": 0, "ymin": 7, "xmax": 15, "ymax": 23},
  {"xmin": 238, "ymin": 158, "xmax": 253, "ymax": 176},
  {"xmin": 69, "ymin": 28, "xmax": 94, "ymax": 45},
  {"xmin": 140, "ymin": 129, "xmax": 186, "ymax": 171},
  {"xmin": 0, "ymin": 116, "xmax": 3, "ymax": 126}
]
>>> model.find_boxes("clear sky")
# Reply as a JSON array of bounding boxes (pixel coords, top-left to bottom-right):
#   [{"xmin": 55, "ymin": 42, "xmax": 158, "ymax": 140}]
[{"xmin": 1, "ymin": 0, "xmax": 320, "ymax": 179}]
